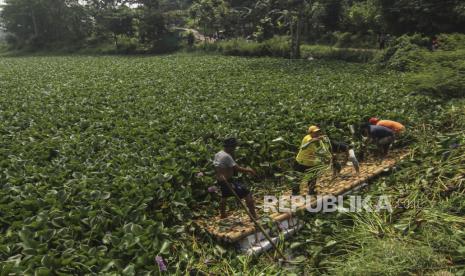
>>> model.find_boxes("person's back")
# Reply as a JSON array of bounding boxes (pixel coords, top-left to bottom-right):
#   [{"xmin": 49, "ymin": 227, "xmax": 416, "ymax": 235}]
[
  {"xmin": 213, "ymin": 150, "xmax": 236, "ymax": 181},
  {"xmin": 369, "ymin": 125, "xmax": 394, "ymax": 138},
  {"xmin": 361, "ymin": 122, "xmax": 396, "ymax": 157},
  {"xmin": 213, "ymin": 138, "xmax": 258, "ymax": 219},
  {"xmin": 296, "ymin": 134, "xmax": 320, "ymax": 167},
  {"xmin": 377, "ymin": 120, "xmax": 405, "ymax": 133}
]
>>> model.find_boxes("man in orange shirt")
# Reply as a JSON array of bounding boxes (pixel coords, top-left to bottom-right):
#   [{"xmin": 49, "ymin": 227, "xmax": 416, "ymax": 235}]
[{"xmin": 369, "ymin": 117, "xmax": 405, "ymax": 134}]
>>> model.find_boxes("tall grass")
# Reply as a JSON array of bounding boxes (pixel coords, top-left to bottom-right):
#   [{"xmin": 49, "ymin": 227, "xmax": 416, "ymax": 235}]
[
  {"xmin": 196, "ymin": 36, "xmax": 377, "ymax": 63},
  {"xmin": 375, "ymin": 33, "xmax": 465, "ymax": 98},
  {"xmin": 301, "ymin": 45, "xmax": 376, "ymax": 63},
  {"xmin": 330, "ymin": 237, "xmax": 447, "ymax": 275},
  {"xmin": 196, "ymin": 36, "xmax": 291, "ymax": 58},
  {"xmin": 184, "ymin": 101, "xmax": 465, "ymax": 275}
]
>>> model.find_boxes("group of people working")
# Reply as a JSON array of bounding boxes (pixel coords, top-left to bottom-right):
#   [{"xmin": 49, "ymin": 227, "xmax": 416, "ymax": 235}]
[{"xmin": 212, "ymin": 117, "xmax": 405, "ymax": 220}]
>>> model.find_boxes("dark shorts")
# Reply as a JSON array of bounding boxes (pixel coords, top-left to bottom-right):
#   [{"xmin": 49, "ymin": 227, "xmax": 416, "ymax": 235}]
[
  {"xmin": 293, "ymin": 162, "xmax": 317, "ymax": 194},
  {"xmin": 377, "ymin": 136, "xmax": 395, "ymax": 146},
  {"xmin": 294, "ymin": 162, "xmax": 317, "ymax": 182},
  {"xmin": 218, "ymin": 180, "xmax": 250, "ymax": 199},
  {"xmin": 294, "ymin": 162, "xmax": 311, "ymax": 173},
  {"xmin": 330, "ymin": 141, "xmax": 349, "ymax": 153}
]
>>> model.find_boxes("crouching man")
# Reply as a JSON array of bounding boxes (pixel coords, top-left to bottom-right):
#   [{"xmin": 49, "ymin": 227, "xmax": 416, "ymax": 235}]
[
  {"xmin": 360, "ymin": 123, "xmax": 395, "ymax": 158},
  {"xmin": 369, "ymin": 117, "xmax": 405, "ymax": 134},
  {"xmin": 213, "ymin": 138, "xmax": 258, "ymax": 220}
]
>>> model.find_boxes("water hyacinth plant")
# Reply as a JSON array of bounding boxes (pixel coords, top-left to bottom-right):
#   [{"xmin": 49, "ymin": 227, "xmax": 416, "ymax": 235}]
[{"xmin": 0, "ymin": 54, "xmax": 463, "ymax": 274}]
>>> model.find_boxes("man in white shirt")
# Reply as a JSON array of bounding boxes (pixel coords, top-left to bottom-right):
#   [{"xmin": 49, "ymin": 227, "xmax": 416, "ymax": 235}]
[{"xmin": 213, "ymin": 138, "xmax": 258, "ymax": 219}]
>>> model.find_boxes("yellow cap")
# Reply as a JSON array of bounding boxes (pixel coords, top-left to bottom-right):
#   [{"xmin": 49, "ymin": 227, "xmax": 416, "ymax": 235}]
[{"xmin": 308, "ymin": 125, "xmax": 321, "ymax": 134}]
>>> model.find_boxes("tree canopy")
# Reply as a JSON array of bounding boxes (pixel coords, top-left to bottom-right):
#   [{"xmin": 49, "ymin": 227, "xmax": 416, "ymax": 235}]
[{"xmin": 0, "ymin": 0, "xmax": 463, "ymax": 50}]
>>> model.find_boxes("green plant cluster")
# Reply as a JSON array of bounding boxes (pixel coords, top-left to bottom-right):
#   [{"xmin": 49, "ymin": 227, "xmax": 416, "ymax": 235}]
[
  {"xmin": 375, "ymin": 34, "xmax": 430, "ymax": 71},
  {"xmin": 196, "ymin": 36, "xmax": 291, "ymax": 58},
  {"xmin": 188, "ymin": 99, "xmax": 465, "ymax": 275},
  {"xmin": 197, "ymin": 36, "xmax": 377, "ymax": 63},
  {"xmin": 0, "ymin": 54, "xmax": 444, "ymax": 274},
  {"xmin": 317, "ymin": 31, "xmax": 379, "ymax": 49},
  {"xmin": 376, "ymin": 33, "xmax": 465, "ymax": 98},
  {"xmin": 301, "ymin": 45, "xmax": 376, "ymax": 63},
  {"xmin": 436, "ymin": 33, "xmax": 465, "ymax": 51},
  {"xmin": 0, "ymin": 55, "xmax": 434, "ymax": 273}
]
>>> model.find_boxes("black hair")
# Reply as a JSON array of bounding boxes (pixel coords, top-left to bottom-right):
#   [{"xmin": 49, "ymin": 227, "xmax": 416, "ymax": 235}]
[
  {"xmin": 359, "ymin": 123, "xmax": 371, "ymax": 137},
  {"xmin": 223, "ymin": 137, "xmax": 238, "ymax": 148}
]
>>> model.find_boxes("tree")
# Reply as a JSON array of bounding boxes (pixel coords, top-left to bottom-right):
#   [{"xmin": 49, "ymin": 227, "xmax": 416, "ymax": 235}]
[
  {"xmin": 272, "ymin": 0, "xmax": 312, "ymax": 59},
  {"xmin": 137, "ymin": 0, "xmax": 167, "ymax": 45},
  {"xmin": 100, "ymin": 6, "xmax": 135, "ymax": 47},
  {"xmin": 343, "ymin": 0, "xmax": 382, "ymax": 34},
  {"xmin": 1, "ymin": 0, "xmax": 91, "ymax": 48},
  {"xmin": 189, "ymin": 0, "xmax": 229, "ymax": 38},
  {"xmin": 290, "ymin": 3, "xmax": 307, "ymax": 59},
  {"xmin": 315, "ymin": 0, "xmax": 344, "ymax": 32},
  {"xmin": 84, "ymin": 0, "xmax": 166, "ymax": 48}
]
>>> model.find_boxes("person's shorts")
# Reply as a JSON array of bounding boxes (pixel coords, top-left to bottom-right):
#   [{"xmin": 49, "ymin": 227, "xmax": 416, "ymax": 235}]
[
  {"xmin": 294, "ymin": 162, "xmax": 317, "ymax": 187},
  {"xmin": 330, "ymin": 141, "xmax": 349, "ymax": 153},
  {"xmin": 218, "ymin": 180, "xmax": 250, "ymax": 199},
  {"xmin": 377, "ymin": 136, "xmax": 395, "ymax": 146}
]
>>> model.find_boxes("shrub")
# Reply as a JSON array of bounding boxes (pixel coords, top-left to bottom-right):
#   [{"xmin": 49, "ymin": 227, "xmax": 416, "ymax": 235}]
[
  {"xmin": 231, "ymin": 40, "xmax": 263, "ymax": 56},
  {"xmin": 261, "ymin": 36, "xmax": 291, "ymax": 57},
  {"xmin": 116, "ymin": 36, "xmax": 139, "ymax": 54},
  {"xmin": 198, "ymin": 37, "xmax": 375, "ymax": 62},
  {"xmin": 314, "ymin": 32, "xmax": 338, "ymax": 45},
  {"xmin": 377, "ymin": 33, "xmax": 465, "ymax": 98},
  {"xmin": 334, "ymin": 32, "xmax": 353, "ymax": 48},
  {"xmin": 330, "ymin": 238, "xmax": 446, "ymax": 275},
  {"xmin": 374, "ymin": 34, "xmax": 430, "ymax": 71},
  {"xmin": 151, "ymin": 32, "xmax": 183, "ymax": 54},
  {"xmin": 332, "ymin": 31, "xmax": 378, "ymax": 49},
  {"xmin": 407, "ymin": 61, "xmax": 465, "ymax": 98},
  {"xmin": 437, "ymin": 33, "xmax": 465, "ymax": 51},
  {"xmin": 197, "ymin": 41, "xmax": 221, "ymax": 52},
  {"xmin": 313, "ymin": 31, "xmax": 379, "ymax": 49},
  {"xmin": 301, "ymin": 45, "xmax": 376, "ymax": 63},
  {"xmin": 196, "ymin": 36, "xmax": 291, "ymax": 58}
]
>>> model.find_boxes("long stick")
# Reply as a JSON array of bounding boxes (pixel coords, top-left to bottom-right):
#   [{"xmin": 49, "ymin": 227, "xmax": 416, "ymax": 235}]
[{"xmin": 223, "ymin": 181, "xmax": 287, "ymax": 261}]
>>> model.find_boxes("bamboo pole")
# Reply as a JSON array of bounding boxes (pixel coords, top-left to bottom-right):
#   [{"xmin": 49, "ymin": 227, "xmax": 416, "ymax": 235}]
[{"xmin": 222, "ymin": 181, "xmax": 287, "ymax": 261}]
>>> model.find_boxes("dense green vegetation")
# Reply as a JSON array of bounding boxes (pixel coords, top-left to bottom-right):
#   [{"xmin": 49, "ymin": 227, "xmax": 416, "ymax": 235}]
[
  {"xmin": 375, "ymin": 33, "xmax": 465, "ymax": 98},
  {"xmin": 1, "ymin": 0, "xmax": 464, "ymax": 55},
  {"xmin": 196, "ymin": 36, "xmax": 376, "ymax": 62},
  {"xmin": 0, "ymin": 1, "xmax": 463, "ymax": 274},
  {"xmin": 195, "ymin": 32, "xmax": 464, "ymax": 101},
  {"xmin": 0, "ymin": 54, "xmax": 463, "ymax": 274},
  {"xmin": 0, "ymin": 0, "xmax": 189, "ymax": 52}
]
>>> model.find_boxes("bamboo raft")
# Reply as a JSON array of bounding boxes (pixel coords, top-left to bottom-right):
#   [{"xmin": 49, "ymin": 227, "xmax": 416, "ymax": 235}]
[{"xmin": 195, "ymin": 150, "xmax": 411, "ymax": 254}]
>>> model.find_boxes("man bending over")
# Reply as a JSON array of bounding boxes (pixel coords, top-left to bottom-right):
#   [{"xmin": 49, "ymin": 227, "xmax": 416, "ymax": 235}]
[{"xmin": 360, "ymin": 123, "xmax": 395, "ymax": 157}]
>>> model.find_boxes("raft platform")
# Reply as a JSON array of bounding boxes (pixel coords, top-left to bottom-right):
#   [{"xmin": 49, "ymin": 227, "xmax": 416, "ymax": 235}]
[{"xmin": 195, "ymin": 150, "xmax": 411, "ymax": 255}]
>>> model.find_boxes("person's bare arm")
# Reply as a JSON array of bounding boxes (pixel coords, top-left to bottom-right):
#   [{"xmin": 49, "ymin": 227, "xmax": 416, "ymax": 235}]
[{"xmin": 234, "ymin": 165, "xmax": 256, "ymax": 176}]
